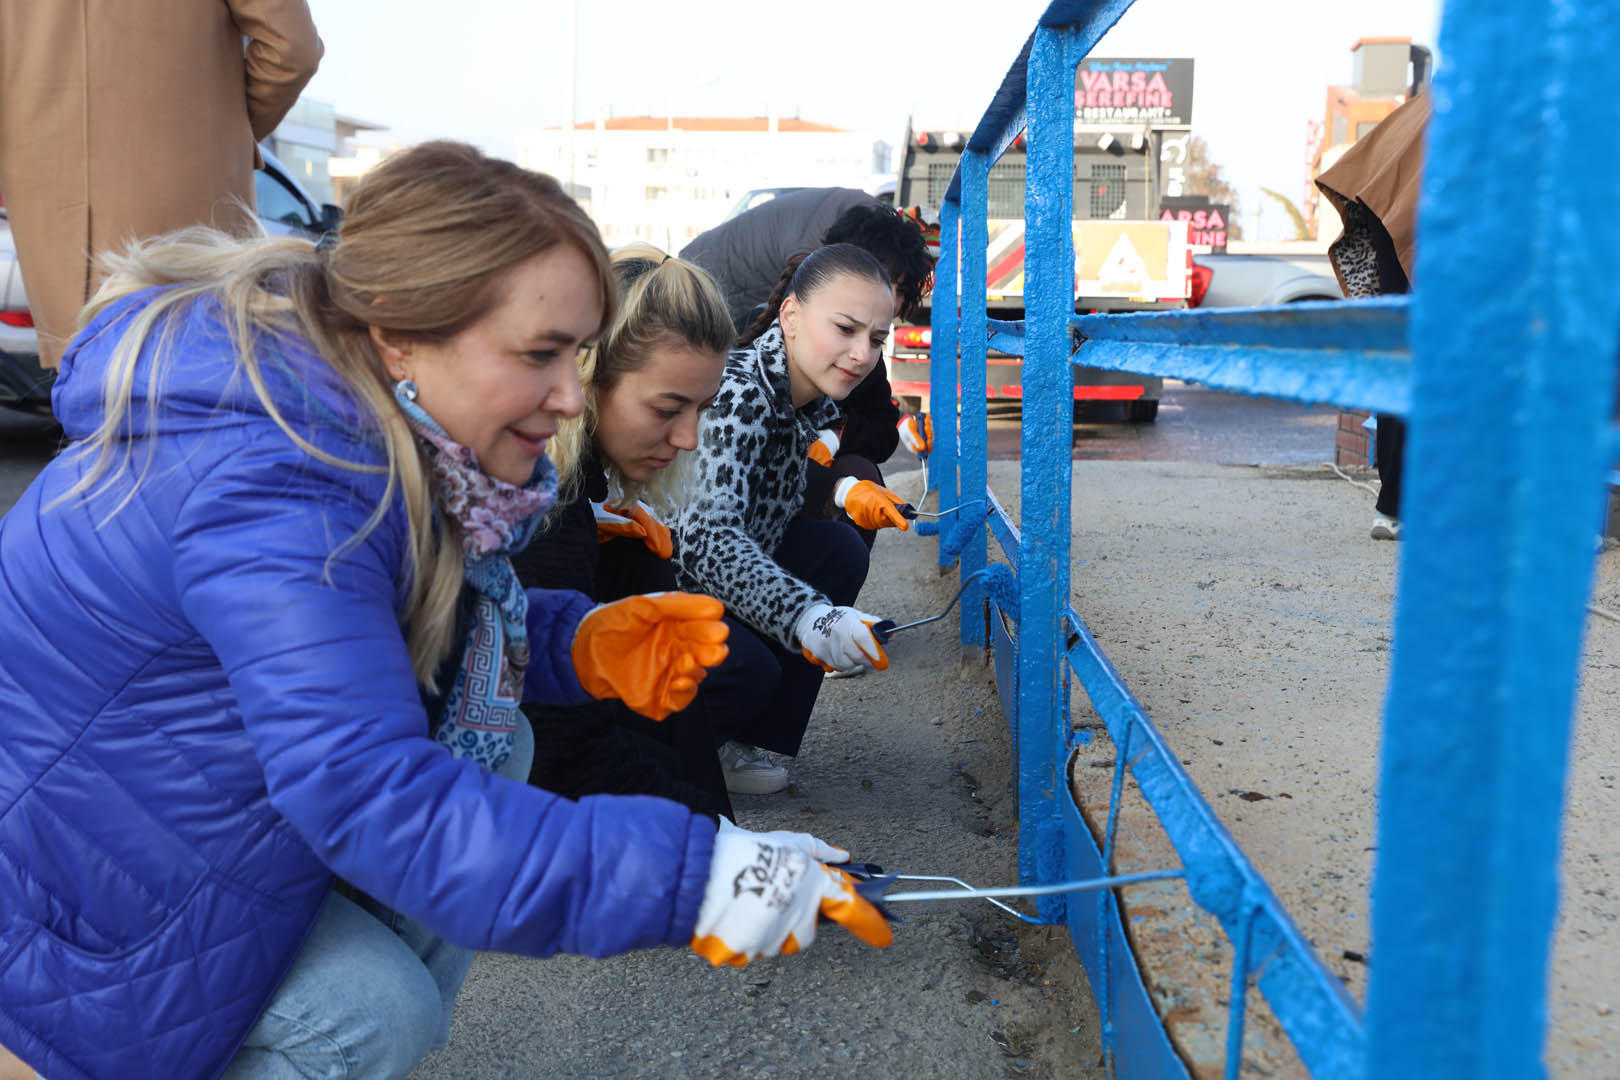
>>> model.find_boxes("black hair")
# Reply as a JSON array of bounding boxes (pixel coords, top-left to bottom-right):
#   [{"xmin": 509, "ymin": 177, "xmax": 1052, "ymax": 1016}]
[
  {"xmin": 822, "ymin": 202, "xmax": 935, "ymax": 322},
  {"xmin": 737, "ymin": 242, "xmax": 891, "ymax": 347}
]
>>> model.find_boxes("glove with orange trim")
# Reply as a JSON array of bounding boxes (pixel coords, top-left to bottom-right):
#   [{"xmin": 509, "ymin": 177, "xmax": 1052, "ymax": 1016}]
[
  {"xmin": 690, "ymin": 818, "xmax": 893, "ymax": 968},
  {"xmin": 807, "ymin": 428, "xmax": 840, "ymax": 467},
  {"xmin": 571, "ymin": 592, "xmax": 730, "ymax": 720},
  {"xmin": 897, "ymin": 412, "xmax": 933, "ymax": 455},
  {"xmin": 593, "ymin": 500, "xmax": 673, "ymax": 559},
  {"xmin": 834, "ymin": 477, "xmax": 912, "ymax": 532},
  {"xmin": 794, "ymin": 602, "xmax": 889, "ymax": 674}
]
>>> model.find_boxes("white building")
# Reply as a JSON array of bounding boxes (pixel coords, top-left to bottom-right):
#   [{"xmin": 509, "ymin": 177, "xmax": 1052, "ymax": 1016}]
[{"xmin": 518, "ymin": 115, "xmax": 880, "ymax": 251}]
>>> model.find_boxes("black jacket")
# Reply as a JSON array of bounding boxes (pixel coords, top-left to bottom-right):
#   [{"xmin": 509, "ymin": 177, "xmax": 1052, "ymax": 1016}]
[
  {"xmin": 681, "ymin": 187, "xmax": 903, "ymax": 468},
  {"xmin": 511, "ymin": 448, "xmax": 729, "ymax": 818},
  {"xmin": 681, "ymin": 187, "xmax": 877, "ymax": 332}
]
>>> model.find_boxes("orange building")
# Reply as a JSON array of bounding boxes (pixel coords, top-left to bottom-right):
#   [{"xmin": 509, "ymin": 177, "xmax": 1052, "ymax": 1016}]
[{"xmin": 1306, "ymin": 38, "xmax": 1429, "ymax": 239}]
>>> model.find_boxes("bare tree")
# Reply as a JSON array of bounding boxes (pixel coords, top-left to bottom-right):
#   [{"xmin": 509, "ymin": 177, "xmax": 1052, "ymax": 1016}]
[{"xmin": 1183, "ymin": 136, "xmax": 1243, "ymax": 240}]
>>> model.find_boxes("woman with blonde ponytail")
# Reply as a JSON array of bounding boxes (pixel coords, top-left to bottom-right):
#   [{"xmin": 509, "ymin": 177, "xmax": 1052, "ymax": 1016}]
[
  {"xmin": 0, "ymin": 144, "xmax": 888, "ymax": 1080},
  {"xmin": 515, "ymin": 245, "xmax": 806, "ymax": 809}
]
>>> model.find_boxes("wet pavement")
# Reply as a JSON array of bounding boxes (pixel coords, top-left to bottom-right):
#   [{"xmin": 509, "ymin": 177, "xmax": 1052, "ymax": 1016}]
[{"xmin": 986, "ymin": 379, "xmax": 1338, "ymax": 465}]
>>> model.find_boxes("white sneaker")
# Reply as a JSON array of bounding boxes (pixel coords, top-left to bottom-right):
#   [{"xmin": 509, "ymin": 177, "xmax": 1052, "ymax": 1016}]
[
  {"xmin": 717, "ymin": 741, "xmax": 789, "ymax": 795},
  {"xmin": 1370, "ymin": 513, "xmax": 1401, "ymax": 541}
]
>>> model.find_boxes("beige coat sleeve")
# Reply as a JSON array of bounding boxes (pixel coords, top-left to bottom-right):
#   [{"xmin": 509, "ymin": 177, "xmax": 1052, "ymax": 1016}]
[{"xmin": 225, "ymin": 0, "xmax": 325, "ymax": 142}]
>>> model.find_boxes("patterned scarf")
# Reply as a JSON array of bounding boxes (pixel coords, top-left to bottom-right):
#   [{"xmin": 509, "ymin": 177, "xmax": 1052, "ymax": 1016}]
[{"xmin": 395, "ymin": 383, "xmax": 555, "ymax": 770}]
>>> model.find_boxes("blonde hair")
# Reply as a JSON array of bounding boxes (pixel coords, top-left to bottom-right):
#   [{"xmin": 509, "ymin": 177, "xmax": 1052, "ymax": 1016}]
[
  {"xmin": 549, "ymin": 242, "xmax": 732, "ymax": 515},
  {"xmin": 62, "ymin": 141, "xmax": 615, "ymax": 688}
]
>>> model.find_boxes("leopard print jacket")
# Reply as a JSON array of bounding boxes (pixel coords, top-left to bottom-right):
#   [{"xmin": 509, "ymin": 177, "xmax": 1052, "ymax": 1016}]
[
  {"xmin": 673, "ymin": 323, "xmax": 842, "ymax": 649},
  {"xmin": 1330, "ymin": 201, "xmax": 1384, "ymax": 300}
]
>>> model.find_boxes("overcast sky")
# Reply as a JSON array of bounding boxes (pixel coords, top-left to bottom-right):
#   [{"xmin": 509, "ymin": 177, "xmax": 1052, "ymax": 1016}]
[{"xmin": 303, "ymin": 0, "xmax": 1442, "ymax": 241}]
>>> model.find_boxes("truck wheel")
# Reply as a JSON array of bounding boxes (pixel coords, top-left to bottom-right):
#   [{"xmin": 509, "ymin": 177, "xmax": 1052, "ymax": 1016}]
[{"xmin": 1128, "ymin": 400, "xmax": 1159, "ymax": 423}]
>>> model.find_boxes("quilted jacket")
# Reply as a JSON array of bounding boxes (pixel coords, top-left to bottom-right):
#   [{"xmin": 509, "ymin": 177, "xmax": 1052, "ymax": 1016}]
[{"xmin": 0, "ymin": 290, "xmax": 716, "ymax": 1080}]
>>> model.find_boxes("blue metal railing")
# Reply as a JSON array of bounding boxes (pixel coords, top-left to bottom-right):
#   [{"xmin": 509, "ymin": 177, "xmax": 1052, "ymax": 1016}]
[{"xmin": 925, "ymin": 1, "xmax": 1620, "ymax": 1076}]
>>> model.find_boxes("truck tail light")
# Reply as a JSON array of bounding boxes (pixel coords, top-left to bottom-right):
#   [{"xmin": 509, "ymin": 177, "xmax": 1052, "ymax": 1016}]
[
  {"xmin": 1188, "ymin": 265, "xmax": 1213, "ymax": 308},
  {"xmin": 895, "ymin": 326, "xmax": 931, "ymax": 348},
  {"xmin": 0, "ymin": 309, "xmax": 33, "ymax": 328}
]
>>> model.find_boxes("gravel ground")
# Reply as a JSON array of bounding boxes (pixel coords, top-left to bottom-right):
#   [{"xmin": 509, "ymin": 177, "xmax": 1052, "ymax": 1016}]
[
  {"xmin": 413, "ymin": 465, "xmax": 1105, "ymax": 1079},
  {"xmin": 988, "ymin": 459, "xmax": 1619, "ymax": 1077}
]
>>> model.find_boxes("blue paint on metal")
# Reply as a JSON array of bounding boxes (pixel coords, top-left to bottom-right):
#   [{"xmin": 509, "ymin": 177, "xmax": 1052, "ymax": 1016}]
[
  {"xmin": 918, "ymin": 0, "xmax": 1612, "ymax": 1074},
  {"xmin": 986, "ymin": 487, "xmax": 1021, "ymax": 568},
  {"xmin": 959, "ymin": 148, "xmax": 991, "ymax": 653},
  {"xmin": 1063, "ymin": 613, "xmax": 1365, "ymax": 1077},
  {"xmin": 1365, "ymin": 1, "xmax": 1620, "ymax": 1076},
  {"xmin": 1061, "ymin": 760, "xmax": 1193, "ymax": 1080},
  {"xmin": 1072, "ymin": 299, "xmax": 1411, "ymax": 413},
  {"xmin": 992, "ymin": 596, "xmax": 1019, "ymax": 738},
  {"xmin": 987, "ymin": 322, "xmax": 1028, "ymax": 356},
  {"xmin": 1015, "ymin": 23, "xmax": 1076, "ymax": 926},
  {"xmin": 930, "ymin": 201, "xmax": 961, "ymax": 569},
  {"xmin": 1225, "ymin": 899, "xmax": 1259, "ymax": 1080}
]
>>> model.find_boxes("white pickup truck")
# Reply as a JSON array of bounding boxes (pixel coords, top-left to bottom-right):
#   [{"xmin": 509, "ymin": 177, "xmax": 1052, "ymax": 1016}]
[{"xmin": 1190, "ymin": 243, "xmax": 1342, "ymax": 309}]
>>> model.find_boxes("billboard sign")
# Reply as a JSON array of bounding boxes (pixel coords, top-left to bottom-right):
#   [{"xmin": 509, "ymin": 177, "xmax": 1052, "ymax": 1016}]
[
  {"xmin": 1159, "ymin": 195, "xmax": 1229, "ymax": 252},
  {"xmin": 1077, "ymin": 58, "xmax": 1195, "ymax": 127}
]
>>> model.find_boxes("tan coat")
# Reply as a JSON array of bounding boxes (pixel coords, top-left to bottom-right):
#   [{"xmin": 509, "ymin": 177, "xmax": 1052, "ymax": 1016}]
[
  {"xmin": 0, "ymin": 0, "xmax": 322, "ymax": 367},
  {"xmin": 1315, "ymin": 92, "xmax": 1431, "ymax": 288}
]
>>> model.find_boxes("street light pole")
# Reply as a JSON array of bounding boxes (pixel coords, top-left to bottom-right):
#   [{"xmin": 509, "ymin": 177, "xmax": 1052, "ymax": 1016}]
[{"xmin": 565, "ymin": 0, "xmax": 578, "ymax": 199}]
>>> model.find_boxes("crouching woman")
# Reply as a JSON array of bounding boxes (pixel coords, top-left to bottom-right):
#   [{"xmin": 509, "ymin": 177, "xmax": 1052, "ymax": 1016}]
[
  {"xmin": 0, "ymin": 143, "xmax": 887, "ymax": 1080},
  {"xmin": 672, "ymin": 244, "xmax": 911, "ymax": 786}
]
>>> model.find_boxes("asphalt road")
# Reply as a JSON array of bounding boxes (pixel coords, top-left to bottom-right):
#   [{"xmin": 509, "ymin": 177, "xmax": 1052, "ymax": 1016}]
[{"xmin": 987, "ymin": 379, "xmax": 1339, "ymax": 465}]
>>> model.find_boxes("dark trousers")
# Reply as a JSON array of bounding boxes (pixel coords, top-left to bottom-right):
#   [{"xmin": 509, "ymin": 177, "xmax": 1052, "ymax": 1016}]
[
  {"xmin": 527, "ymin": 702, "xmax": 732, "ymax": 819},
  {"xmin": 527, "ymin": 538, "xmax": 735, "ymax": 819},
  {"xmin": 704, "ymin": 518, "xmax": 871, "ymax": 757},
  {"xmin": 822, "ymin": 454, "xmax": 884, "ymax": 550},
  {"xmin": 1374, "ymin": 413, "xmax": 1405, "ymax": 519}
]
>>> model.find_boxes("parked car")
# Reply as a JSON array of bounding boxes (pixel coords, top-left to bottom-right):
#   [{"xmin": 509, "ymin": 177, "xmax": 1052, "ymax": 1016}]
[
  {"xmin": 1189, "ymin": 248, "xmax": 1342, "ymax": 309},
  {"xmin": 0, "ymin": 145, "xmax": 339, "ymax": 415}
]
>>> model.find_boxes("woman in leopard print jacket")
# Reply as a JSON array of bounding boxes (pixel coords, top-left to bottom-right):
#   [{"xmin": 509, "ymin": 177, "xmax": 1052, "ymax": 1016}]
[{"xmin": 673, "ymin": 244, "xmax": 913, "ymax": 771}]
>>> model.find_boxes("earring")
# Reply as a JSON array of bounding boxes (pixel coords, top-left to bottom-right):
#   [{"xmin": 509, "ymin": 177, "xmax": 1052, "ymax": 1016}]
[{"xmin": 395, "ymin": 378, "xmax": 419, "ymax": 402}]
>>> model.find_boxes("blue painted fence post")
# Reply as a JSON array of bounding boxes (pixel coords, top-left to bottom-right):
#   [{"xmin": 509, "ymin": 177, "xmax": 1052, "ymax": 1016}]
[
  {"xmin": 931, "ymin": 198, "xmax": 962, "ymax": 566},
  {"xmin": 1015, "ymin": 23, "xmax": 1076, "ymax": 922},
  {"xmin": 958, "ymin": 151, "xmax": 990, "ymax": 653},
  {"xmin": 1366, "ymin": 1, "xmax": 1620, "ymax": 1075}
]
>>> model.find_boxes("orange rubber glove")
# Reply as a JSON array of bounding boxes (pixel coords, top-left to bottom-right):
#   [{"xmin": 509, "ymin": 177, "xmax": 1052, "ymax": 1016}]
[
  {"xmin": 571, "ymin": 592, "xmax": 729, "ymax": 720},
  {"xmin": 833, "ymin": 477, "xmax": 912, "ymax": 532},
  {"xmin": 897, "ymin": 412, "xmax": 934, "ymax": 455},
  {"xmin": 690, "ymin": 818, "xmax": 893, "ymax": 968},
  {"xmin": 593, "ymin": 501, "xmax": 673, "ymax": 559},
  {"xmin": 807, "ymin": 428, "xmax": 840, "ymax": 467}
]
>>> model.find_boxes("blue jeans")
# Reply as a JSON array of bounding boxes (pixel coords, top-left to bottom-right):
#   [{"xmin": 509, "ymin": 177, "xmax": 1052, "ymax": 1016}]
[{"xmin": 222, "ymin": 718, "xmax": 535, "ymax": 1079}]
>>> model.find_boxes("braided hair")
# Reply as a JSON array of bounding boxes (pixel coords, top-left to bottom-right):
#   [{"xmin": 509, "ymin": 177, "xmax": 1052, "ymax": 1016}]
[{"xmin": 736, "ymin": 243, "xmax": 891, "ymax": 347}]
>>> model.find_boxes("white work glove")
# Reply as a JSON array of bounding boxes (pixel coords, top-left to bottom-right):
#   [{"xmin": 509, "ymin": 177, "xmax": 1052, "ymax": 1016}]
[
  {"xmin": 897, "ymin": 412, "xmax": 933, "ymax": 455},
  {"xmin": 728, "ymin": 819, "xmax": 849, "ymax": 864},
  {"xmin": 794, "ymin": 602, "xmax": 890, "ymax": 674},
  {"xmin": 689, "ymin": 819, "xmax": 892, "ymax": 968},
  {"xmin": 807, "ymin": 428, "xmax": 841, "ymax": 467}
]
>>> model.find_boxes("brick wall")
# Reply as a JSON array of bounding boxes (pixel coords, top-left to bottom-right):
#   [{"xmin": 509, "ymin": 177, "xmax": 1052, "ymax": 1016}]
[{"xmin": 1336, "ymin": 408, "xmax": 1370, "ymax": 466}]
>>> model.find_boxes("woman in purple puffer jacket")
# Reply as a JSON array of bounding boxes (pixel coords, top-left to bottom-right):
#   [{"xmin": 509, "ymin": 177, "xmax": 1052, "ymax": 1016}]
[{"xmin": 0, "ymin": 142, "xmax": 887, "ymax": 1080}]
